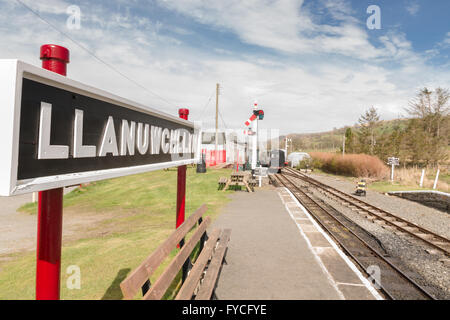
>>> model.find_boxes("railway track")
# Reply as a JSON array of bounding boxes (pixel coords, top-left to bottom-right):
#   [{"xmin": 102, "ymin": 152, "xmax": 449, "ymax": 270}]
[
  {"xmin": 283, "ymin": 167, "xmax": 450, "ymax": 257},
  {"xmin": 272, "ymin": 172, "xmax": 436, "ymax": 300}
]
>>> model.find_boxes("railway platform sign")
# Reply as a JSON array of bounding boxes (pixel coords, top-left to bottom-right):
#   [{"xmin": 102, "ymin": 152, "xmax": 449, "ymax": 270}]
[
  {"xmin": 1, "ymin": 45, "xmax": 200, "ymax": 300},
  {"xmin": 387, "ymin": 157, "xmax": 400, "ymax": 166},
  {"xmin": 387, "ymin": 157, "xmax": 400, "ymax": 182},
  {"xmin": 0, "ymin": 59, "xmax": 199, "ymax": 196}
]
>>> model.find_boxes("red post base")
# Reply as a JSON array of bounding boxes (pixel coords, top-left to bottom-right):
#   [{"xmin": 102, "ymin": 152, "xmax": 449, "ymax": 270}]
[{"xmin": 36, "ymin": 188, "xmax": 64, "ymax": 300}]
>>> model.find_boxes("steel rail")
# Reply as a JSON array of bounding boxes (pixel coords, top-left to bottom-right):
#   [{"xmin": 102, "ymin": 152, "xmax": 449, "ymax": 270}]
[
  {"xmin": 273, "ymin": 173, "xmax": 436, "ymax": 300},
  {"xmin": 283, "ymin": 167, "xmax": 450, "ymax": 256}
]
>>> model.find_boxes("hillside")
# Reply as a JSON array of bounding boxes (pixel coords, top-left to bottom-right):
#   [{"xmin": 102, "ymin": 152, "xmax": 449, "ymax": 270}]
[{"xmin": 282, "ymin": 118, "xmax": 410, "ymax": 152}]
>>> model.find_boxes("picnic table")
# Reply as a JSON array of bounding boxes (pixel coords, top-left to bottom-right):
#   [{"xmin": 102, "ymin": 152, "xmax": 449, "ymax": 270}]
[{"xmin": 218, "ymin": 172, "xmax": 256, "ymax": 192}]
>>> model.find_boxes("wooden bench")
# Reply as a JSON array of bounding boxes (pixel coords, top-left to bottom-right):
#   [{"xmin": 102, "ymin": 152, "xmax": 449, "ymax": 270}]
[
  {"xmin": 218, "ymin": 177, "xmax": 228, "ymax": 190},
  {"xmin": 221, "ymin": 172, "xmax": 253, "ymax": 192},
  {"xmin": 120, "ymin": 204, "xmax": 231, "ymax": 300},
  {"xmin": 247, "ymin": 178, "xmax": 257, "ymax": 188}
]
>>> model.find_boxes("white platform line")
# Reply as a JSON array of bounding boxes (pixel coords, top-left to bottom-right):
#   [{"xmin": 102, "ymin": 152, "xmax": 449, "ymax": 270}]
[
  {"xmin": 279, "ymin": 188, "xmax": 383, "ymax": 300},
  {"xmin": 336, "ymin": 282, "xmax": 366, "ymax": 287},
  {"xmin": 278, "ymin": 192, "xmax": 346, "ymax": 300}
]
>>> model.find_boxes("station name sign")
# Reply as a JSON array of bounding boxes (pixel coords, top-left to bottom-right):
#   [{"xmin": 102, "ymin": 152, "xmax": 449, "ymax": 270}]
[{"xmin": 0, "ymin": 60, "xmax": 199, "ymax": 195}]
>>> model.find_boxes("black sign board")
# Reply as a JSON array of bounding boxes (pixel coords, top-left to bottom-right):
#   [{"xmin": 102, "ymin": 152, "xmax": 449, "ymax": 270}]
[{"xmin": 0, "ymin": 60, "xmax": 198, "ymax": 195}]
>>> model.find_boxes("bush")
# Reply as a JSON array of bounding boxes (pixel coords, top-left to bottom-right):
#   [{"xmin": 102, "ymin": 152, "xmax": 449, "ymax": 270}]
[
  {"xmin": 297, "ymin": 158, "xmax": 312, "ymax": 170},
  {"xmin": 310, "ymin": 152, "xmax": 389, "ymax": 179}
]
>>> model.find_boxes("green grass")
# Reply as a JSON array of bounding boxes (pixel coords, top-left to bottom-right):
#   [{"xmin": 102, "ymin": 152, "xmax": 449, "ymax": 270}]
[
  {"xmin": 0, "ymin": 167, "xmax": 232, "ymax": 300},
  {"xmin": 436, "ymin": 172, "xmax": 450, "ymax": 185},
  {"xmin": 367, "ymin": 181, "xmax": 428, "ymax": 193},
  {"xmin": 310, "ymin": 168, "xmax": 449, "ymax": 193},
  {"xmin": 368, "ymin": 179, "xmax": 449, "ymax": 194}
]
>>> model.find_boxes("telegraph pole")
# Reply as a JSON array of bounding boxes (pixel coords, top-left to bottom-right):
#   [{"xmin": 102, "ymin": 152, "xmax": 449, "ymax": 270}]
[
  {"xmin": 342, "ymin": 134, "xmax": 345, "ymax": 156},
  {"xmin": 215, "ymin": 83, "xmax": 219, "ymax": 164}
]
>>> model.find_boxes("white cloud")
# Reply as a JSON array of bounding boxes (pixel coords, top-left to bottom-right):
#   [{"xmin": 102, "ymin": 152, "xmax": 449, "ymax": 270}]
[
  {"xmin": 406, "ymin": 2, "xmax": 420, "ymax": 16},
  {"xmin": 0, "ymin": 0, "xmax": 448, "ymax": 135},
  {"xmin": 17, "ymin": 0, "xmax": 71, "ymax": 15},
  {"xmin": 444, "ymin": 32, "xmax": 450, "ymax": 45},
  {"xmin": 156, "ymin": 0, "xmax": 390, "ymax": 60}
]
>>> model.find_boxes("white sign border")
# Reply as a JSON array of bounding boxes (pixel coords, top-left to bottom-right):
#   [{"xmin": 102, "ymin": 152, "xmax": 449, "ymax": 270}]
[{"xmin": 0, "ymin": 59, "xmax": 198, "ymax": 196}]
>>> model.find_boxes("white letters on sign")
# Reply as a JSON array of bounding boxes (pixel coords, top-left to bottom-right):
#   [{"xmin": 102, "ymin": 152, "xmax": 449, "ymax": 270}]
[
  {"xmin": 99, "ymin": 116, "xmax": 119, "ymax": 157},
  {"xmin": 37, "ymin": 102, "xmax": 196, "ymax": 159},
  {"xmin": 136, "ymin": 123, "xmax": 149, "ymax": 155},
  {"xmin": 38, "ymin": 102, "xmax": 69, "ymax": 159},
  {"xmin": 73, "ymin": 109, "xmax": 96, "ymax": 158}
]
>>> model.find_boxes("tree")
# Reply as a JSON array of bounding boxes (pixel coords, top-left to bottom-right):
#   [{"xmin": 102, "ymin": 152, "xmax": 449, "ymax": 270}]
[
  {"xmin": 374, "ymin": 122, "xmax": 403, "ymax": 161},
  {"xmin": 344, "ymin": 127, "xmax": 356, "ymax": 153},
  {"xmin": 404, "ymin": 87, "xmax": 450, "ymax": 165},
  {"xmin": 357, "ymin": 107, "xmax": 380, "ymax": 155}
]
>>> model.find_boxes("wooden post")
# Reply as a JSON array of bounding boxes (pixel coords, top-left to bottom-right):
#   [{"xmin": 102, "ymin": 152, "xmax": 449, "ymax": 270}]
[
  {"xmin": 433, "ymin": 169, "xmax": 440, "ymax": 190},
  {"xmin": 419, "ymin": 169, "xmax": 425, "ymax": 188}
]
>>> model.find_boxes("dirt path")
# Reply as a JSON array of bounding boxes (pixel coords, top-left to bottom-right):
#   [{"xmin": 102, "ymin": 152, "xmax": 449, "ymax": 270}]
[
  {"xmin": 0, "ymin": 193, "xmax": 37, "ymax": 255},
  {"xmin": 0, "ymin": 188, "xmax": 82, "ymax": 256}
]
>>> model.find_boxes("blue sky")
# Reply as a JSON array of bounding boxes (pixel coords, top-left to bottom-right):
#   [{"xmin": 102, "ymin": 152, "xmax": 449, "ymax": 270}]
[{"xmin": 0, "ymin": 0, "xmax": 449, "ymax": 134}]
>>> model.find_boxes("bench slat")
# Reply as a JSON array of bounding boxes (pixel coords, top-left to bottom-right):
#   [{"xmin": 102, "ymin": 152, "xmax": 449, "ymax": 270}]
[
  {"xmin": 143, "ymin": 217, "xmax": 212, "ymax": 300},
  {"xmin": 120, "ymin": 204, "xmax": 207, "ymax": 300},
  {"xmin": 175, "ymin": 229, "xmax": 221, "ymax": 300},
  {"xmin": 195, "ymin": 229, "xmax": 231, "ymax": 300}
]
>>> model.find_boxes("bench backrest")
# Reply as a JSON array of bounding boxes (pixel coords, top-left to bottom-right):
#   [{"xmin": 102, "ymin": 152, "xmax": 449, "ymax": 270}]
[{"xmin": 120, "ymin": 204, "xmax": 208, "ymax": 300}]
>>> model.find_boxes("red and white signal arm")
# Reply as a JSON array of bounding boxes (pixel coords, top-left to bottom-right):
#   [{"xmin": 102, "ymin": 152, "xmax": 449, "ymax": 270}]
[
  {"xmin": 244, "ymin": 109, "xmax": 264, "ymax": 126},
  {"xmin": 0, "ymin": 60, "xmax": 200, "ymax": 196}
]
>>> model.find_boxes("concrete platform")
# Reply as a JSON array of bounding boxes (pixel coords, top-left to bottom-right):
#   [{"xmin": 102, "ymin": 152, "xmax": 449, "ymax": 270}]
[{"xmin": 212, "ymin": 186, "xmax": 381, "ymax": 300}]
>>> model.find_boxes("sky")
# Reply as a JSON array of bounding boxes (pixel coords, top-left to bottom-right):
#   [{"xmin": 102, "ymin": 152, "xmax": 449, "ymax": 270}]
[{"xmin": 0, "ymin": 0, "xmax": 449, "ymax": 134}]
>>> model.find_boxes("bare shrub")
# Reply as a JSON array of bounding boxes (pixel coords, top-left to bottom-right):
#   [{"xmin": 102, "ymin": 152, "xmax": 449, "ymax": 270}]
[{"xmin": 310, "ymin": 152, "xmax": 389, "ymax": 179}]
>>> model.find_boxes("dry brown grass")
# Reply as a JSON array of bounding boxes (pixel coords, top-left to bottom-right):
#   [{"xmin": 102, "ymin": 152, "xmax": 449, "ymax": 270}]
[
  {"xmin": 310, "ymin": 152, "xmax": 389, "ymax": 179},
  {"xmin": 310, "ymin": 152, "xmax": 449, "ymax": 191},
  {"xmin": 394, "ymin": 167, "xmax": 449, "ymax": 192}
]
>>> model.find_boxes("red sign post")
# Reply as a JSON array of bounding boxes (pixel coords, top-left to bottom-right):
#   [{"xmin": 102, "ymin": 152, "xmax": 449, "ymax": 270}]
[
  {"xmin": 19, "ymin": 44, "xmax": 195, "ymax": 299},
  {"xmin": 176, "ymin": 108, "xmax": 189, "ymax": 229},
  {"xmin": 36, "ymin": 44, "xmax": 69, "ymax": 300}
]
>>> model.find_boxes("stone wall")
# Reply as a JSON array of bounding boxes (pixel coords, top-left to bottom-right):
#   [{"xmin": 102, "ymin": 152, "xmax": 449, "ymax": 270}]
[{"xmin": 388, "ymin": 191, "xmax": 450, "ymax": 212}]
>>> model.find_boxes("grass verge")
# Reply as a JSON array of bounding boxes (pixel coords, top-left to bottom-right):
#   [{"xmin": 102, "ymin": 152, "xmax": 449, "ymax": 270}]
[
  {"xmin": 309, "ymin": 168, "xmax": 449, "ymax": 193},
  {"xmin": 0, "ymin": 167, "xmax": 232, "ymax": 300}
]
